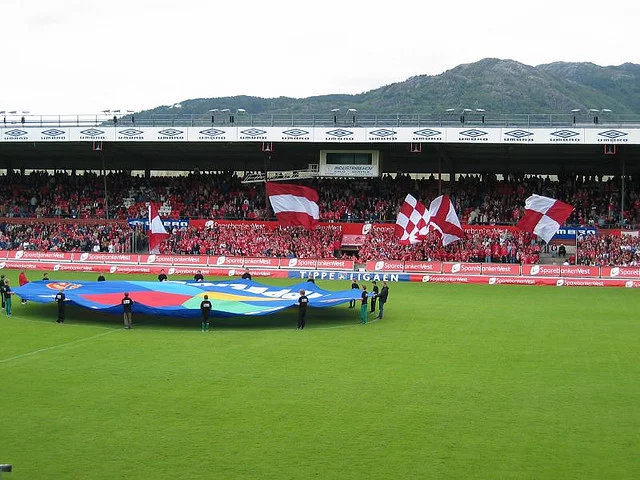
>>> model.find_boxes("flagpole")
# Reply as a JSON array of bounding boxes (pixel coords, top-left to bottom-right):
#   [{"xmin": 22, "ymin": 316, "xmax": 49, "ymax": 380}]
[
  {"xmin": 101, "ymin": 152, "xmax": 109, "ymax": 220},
  {"xmin": 264, "ymin": 153, "xmax": 270, "ymax": 220},
  {"xmin": 148, "ymin": 203, "xmax": 151, "ymax": 254}
]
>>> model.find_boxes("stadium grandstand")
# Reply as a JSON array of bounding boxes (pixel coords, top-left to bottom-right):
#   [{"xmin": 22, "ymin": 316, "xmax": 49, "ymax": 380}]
[{"xmin": 1, "ymin": 111, "xmax": 640, "ymax": 269}]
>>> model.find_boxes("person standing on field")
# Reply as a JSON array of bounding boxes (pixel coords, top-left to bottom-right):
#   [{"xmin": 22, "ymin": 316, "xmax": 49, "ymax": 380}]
[
  {"xmin": 18, "ymin": 270, "xmax": 29, "ymax": 304},
  {"xmin": 360, "ymin": 285, "xmax": 368, "ymax": 324},
  {"xmin": 370, "ymin": 280, "xmax": 379, "ymax": 314},
  {"xmin": 158, "ymin": 269, "xmax": 168, "ymax": 282},
  {"xmin": 376, "ymin": 281, "xmax": 389, "ymax": 319},
  {"xmin": 4, "ymin": 279, "xmax": 13, "ymax": 316},
  {"xmin": 348, "ymin": 280, "xmax": 359, "ymax": 308},
  {"xmin": 0, "ymin": 275, "xmax": 6, "ymax": 310},
  {"xmin": 55, "ymin": 288, "xmax": 66, "ymax": 323},
  {"xmin": 297, "ymin": 289, "xmax": 309, "ymax": 330},
  {"xmin": 121, "ymin": 292, "xmax": 134, "ymax": 329},
  {"xmin": 200, "ymin": 294, "xmax": 212, "ymax": 332}
]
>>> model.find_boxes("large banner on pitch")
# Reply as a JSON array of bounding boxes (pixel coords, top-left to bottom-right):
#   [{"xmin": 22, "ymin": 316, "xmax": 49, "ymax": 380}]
[{"xmin": 14, "ymin": 279, "xmax": 361, "ymax": 318}]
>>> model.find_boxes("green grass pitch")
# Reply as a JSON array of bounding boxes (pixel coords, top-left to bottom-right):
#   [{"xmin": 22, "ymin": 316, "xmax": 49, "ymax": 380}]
[{"xmin": 1, "ymin": 270, "xmax": 639, "ymax": 479}]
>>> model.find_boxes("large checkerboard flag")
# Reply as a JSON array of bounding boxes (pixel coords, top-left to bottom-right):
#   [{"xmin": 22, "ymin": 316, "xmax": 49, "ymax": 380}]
[
  {"xmin": 517, "ymin": 194, "xmax": 574, "ymax": 243},
  {"xmin": 394, "ymin": 194, "xmax": 431, "ymax": 245},
  {"xmin": 395, "ymin": 194, "xmax": 464, "ymax": 246}
]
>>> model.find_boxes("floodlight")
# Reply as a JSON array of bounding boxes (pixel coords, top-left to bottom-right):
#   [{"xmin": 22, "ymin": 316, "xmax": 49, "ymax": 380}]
[
  {"xmin": 347, "ymin": 108, "xmax": 357, "ymax": 113},
  {"xmin": 221, "ymin": 108, "xmax": 231, "ymax": 113},
  {"xmin": 236, "ymin": 108, "xmax": 247, "ymax": 113},
  {"xmin": 445, "ymin": 108, "xmax": 455, "ymax": 112},
  {"xmin": 209, "ymin": 109, "xmax": 219, "ymax": 112},
  {"xmin": 588, "ymin": 108, "xmax": 599, "ymax": 113},
  {"xmin": 475, "ymin": 108, "xmax": 486, "ymax": 113},
  {"xmin": 330, "ymin": 108, "xmax": 340, "ymax": 112},
  {"xmin": 462, "ymin": 108, "xmax": 472, "ymax": 113},
  {"xmin": 601, "ymin": 108, "xmax": 612, "ymax": 113},
  {"xmin": 571, "ymin": 109, "xmax": 581, "ymax": 113}
]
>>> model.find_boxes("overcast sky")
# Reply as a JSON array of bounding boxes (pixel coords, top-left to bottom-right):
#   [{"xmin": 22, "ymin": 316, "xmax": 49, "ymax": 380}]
[{"xmin": 2, "ymin": 0, "xmax": 639, "ymax": 115}]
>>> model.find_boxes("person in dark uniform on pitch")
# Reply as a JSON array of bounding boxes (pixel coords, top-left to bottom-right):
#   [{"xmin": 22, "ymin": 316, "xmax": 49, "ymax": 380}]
[
  {"xmin": 158, "ymin": 269, "xmax": 168, "ymax": 282},
  {"xmin": 194, "ymin": 270, "xmax": 204, "ymax": 282},
  {"xmin": 3, "ymin": 279, "xmax": 12, "ymax": 316},
  {"xmin": 121, "ymin": 292, "xmax": 134, "ymax": 329},
  {"xmin": 42, "ymin": 272, "xmax": 50, "ymax": 281},
  {"xmin": 241, "ymin": 268, "xmax": 252, "ymax": 280},
  {"xmin": 200, "ymin": 294, "xmax": 212, "ymax": 332},
  {"xmin": 55, "ymin": 287, "xmax": 66, "ymax": 323},
  {"xmin": 348, "ymin": 280, "xmax": 359, "ymax": 308},
  {"xmin": 297, "ymin": 289, "xmax": 309, "ymax": 330},
  {"xmin": 0, "ymin": 274, "xmax": 5, "ymax": 310},
  {"xmin": 97, "ymin": 273, "xmax": 106, "ymax": 281},
  {"xmin": 360, "ymin": 285, "xmax": 369, "ymax": 324},
  {"xmin": 370, "ymin": 280, "xmax": 379, "ymax": 314},
  {"xmin": 376, "ymin": 281, "xmax": 389, "ymax": 319}
]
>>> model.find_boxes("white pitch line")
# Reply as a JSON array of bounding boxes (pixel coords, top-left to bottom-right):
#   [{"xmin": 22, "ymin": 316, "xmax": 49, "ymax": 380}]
[
  {"xmin": 0, "ymin": 330, "xmax": 118, "ymax": 364},
  {"xmin": 9, "ymin": 315, "xmax": 115, "ymax": 331}
]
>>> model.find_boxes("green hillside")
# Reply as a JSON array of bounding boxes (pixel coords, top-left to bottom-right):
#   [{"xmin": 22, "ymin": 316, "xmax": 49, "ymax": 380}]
[{"xmin": 137, "ymin": 58, "xmax": 640, "ymax": 116}]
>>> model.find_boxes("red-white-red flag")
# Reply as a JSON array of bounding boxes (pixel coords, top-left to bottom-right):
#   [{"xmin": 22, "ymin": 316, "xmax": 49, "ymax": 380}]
[
  {"xmin": 148, "ymin": 202, "xmax": 169, "ymax": 254},
  {"xmin": 517, "ymin": 194, "xmax": 574, "ymax": 243},
  {"xmin": 428, "ymin": 195, "xmax": 464, "ymax": 246},
  {"xmin": 394, "ymin": 194, "xmax": 431, "ymax": 245},
  {"xmin": 266, "ymin": 182, "xmax": 319, "ymax": 230}
]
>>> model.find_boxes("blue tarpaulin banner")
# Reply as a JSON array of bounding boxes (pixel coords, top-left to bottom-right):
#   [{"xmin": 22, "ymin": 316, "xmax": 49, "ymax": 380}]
[{"xmin": 14, "ymin": 279, "xmax": 362, "ymax": 318}]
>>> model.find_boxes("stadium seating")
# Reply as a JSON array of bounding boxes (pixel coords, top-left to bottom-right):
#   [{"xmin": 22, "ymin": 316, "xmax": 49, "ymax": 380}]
[{"xmin": 1, "ymin": 171, "xmax": 640, "ymax": 264}]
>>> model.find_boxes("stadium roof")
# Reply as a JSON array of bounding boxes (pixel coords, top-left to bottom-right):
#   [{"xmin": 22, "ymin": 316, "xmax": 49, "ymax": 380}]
[{"xmin": 0, "ymin": 140, "xmax": 635, "ymax": 176}]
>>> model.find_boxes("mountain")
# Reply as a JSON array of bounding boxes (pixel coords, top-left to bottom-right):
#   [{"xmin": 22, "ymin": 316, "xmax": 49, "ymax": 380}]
[{"xmin": 137, "ymin": 58, "xmax": 640, "ymax": 116}]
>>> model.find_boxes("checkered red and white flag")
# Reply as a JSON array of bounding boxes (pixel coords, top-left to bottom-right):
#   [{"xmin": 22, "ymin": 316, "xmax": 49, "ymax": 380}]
[
  {"xmin": 394, "ymin": 194, "xmax": 431, "ymax": 245},
  {"xmin": 517, "ymin": 194, "xmax": 574, "ymax": 243}
]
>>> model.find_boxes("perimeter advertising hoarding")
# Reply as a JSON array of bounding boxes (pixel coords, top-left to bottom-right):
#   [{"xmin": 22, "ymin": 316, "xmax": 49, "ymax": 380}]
[
  {"xmin": 10, "ymin": 251, "xmax": 73, "ymax": 262},
  {"xmin": 403, "ymin": 261, "xmax": 443, "ymax": 273},
  {"xmin": 365, "ymin": 260, "xmax": 405, "ymax": 272},
  {"xmin": 601, "ymin": 266, "xmax": 640, "ymax": 278},
  {"xmin": 316, "ymin": 259, "xmax": 355, "ymax": 271},
  {"xmin": 208, "ymin": 256, "xmax": 245, "ymax": 267},
  {"xmin": 480, "ymin": 263, "xmax": 521, "ymax": 275},
  {"xmin": 559, "ymin": 265, "xmax": 600, "ymax": 277},
  {"xmin": 243, "ymin": 257, "xmax": 281, "ymax": 268},
  {"xmin": 139, "ymin": 254, "xmax": 208, "ymax": 266},
  {"xmin": 551, "ymin": 226, "xmax": 598, "ymax": 241},
  {"xmin": 281, "ymin": 258, "xmax": 317, "ymax": 269},
  {"xmin": 127, "ymin": 218, "xmax": 190, "ymax": 230},
  {"xmin": 72, "ymin": 252, "xmax": 139, "ymax": 264},
  {"xmin": 442, "ymin": 263, "xmax": 482, "ymax": 275}
]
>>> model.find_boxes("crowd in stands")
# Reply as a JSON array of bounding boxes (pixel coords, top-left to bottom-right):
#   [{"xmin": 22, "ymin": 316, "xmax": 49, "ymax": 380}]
[
  {"xmin": 2, "ymin": 170, "xmax": 640, "ymax": 228},
  {"xmin": 358, "ymin": 227, "xmax": 541, "ymax": 263},
  {"xmin": 161, "ymin": 224, "xmax": 341, "ymax": 258},
  {"xmin": 0, "ymin": 222, "xmax": 134, "ymax": 252},
  {"xmin": 2, "ymin": 170, "xmax": 640, "ymax": 265},
  {"xmin": 575, "ymin": 232, "xmax": 640, "ymax": 266}
]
